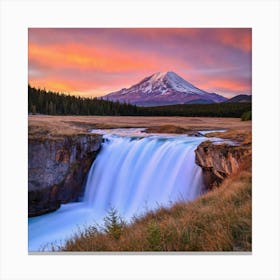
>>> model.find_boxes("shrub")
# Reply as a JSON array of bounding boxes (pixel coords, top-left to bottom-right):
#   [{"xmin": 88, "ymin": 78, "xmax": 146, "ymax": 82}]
[
  {"xmin": 241, "ymin": 111, "xmax": 252, "ymax": 121},
  {"xmin": 146, "ymin": 222, "xmax": 162, "ymax": 251}
]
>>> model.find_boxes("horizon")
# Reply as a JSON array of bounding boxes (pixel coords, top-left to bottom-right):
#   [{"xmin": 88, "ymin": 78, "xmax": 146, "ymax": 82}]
[{"xmin": 28, "ymin": 28, "xmax": 252, "ymax": 99}]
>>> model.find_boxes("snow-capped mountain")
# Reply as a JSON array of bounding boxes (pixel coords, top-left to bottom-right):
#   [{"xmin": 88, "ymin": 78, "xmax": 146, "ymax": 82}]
[{"xmin": 104, "ymin": 71, "xmax": 228, "ymax": 106}]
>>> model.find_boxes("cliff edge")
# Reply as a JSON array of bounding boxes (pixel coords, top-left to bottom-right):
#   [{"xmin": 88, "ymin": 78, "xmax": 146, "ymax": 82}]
[
  {"xmin": 28, "ymin": 134, "xmax": 102, "ymax": 217},
  {"xmin": 195, "ymin": 141, "xmax": 251, "ymax": 190}
]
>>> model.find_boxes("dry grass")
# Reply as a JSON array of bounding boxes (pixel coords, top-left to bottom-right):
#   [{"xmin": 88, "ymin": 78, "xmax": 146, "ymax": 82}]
[
  {"xmin": 59, "ymin": 164, "xmax": 251, "ymax": 252},
  {"xmin": 29, "ymin": 118, "xmax": 91, "ymax": 141},
  {"xmin": 144, "ymin": 125, "xmax": 190, "ymax": 134},
  {"xmin": 29, "ymin": 115, "xmax": 251, "ymax": 140},
  {"xmin": 205, "ymin": 129, "xmax": 252, "ymax": 145}
]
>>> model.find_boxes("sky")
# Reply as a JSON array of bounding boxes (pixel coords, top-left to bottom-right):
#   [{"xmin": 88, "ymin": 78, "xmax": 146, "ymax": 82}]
[{"xmin": 28, "ymin": 28, "xmax": 252, "ymax": 98}]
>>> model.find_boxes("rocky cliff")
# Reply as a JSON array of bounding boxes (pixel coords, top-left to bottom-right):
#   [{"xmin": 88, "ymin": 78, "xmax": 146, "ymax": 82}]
[
  {"xmin": 28, "ymin": 134, "xmax": 102, "ymax": 217},
  {"xmin": 195, "ymin": 141, "xmax": 251, "ymax": 190}
]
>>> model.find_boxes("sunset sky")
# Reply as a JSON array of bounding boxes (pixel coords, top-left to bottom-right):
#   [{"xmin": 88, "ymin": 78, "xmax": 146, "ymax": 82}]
[{"xmin": 28, "ymin": 28, "xmax": 252, "ymax": 98}]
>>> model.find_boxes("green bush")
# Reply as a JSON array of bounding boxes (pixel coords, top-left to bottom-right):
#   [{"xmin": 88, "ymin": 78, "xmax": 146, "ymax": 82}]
[{"xmin": 241, "ymin": 111, "xmax": 252, "ymax": 121}]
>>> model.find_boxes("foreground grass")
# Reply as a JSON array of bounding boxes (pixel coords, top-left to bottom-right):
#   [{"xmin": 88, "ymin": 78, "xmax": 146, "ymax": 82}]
[{"xmin": 58, "ymin": 166, "xmax": 251, "ymax": 252}]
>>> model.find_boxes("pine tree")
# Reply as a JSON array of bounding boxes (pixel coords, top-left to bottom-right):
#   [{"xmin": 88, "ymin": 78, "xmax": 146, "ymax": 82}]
[{"xmin": 103, "ymin": 208, "xmax": 124, "ymax": 240}]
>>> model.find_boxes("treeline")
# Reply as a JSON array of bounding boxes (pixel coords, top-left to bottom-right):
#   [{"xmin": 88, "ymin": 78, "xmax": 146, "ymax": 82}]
[
  {"xmin": 28, "ymin": 85, "xmax": 138, "ymax": 116},
  {"xmin": 28, "ymin": 85, "xmax": 251, "ymax": 118},
  {"xmin": 141, "ymin": 102, "xmax": 252, "ymax": 118}
]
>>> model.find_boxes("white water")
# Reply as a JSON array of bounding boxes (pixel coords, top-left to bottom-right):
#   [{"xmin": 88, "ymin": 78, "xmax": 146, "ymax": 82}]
[{"xmin": 28, "ymin": 131, "xmax": 206, "ymax": 251}]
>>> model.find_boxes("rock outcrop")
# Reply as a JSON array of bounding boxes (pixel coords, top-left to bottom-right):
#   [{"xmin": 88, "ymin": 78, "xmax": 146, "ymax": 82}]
[
  {"xmin": 195, "ymin": 141, "xmax": 251, "ymax": 190},
  {"xmin": 28, "ymin": 134, "xmax": 102, "ymax": 217}
]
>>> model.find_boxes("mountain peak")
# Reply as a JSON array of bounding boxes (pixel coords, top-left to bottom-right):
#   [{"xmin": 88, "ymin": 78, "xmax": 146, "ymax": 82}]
[
  {"xmin": 147, "ymin": 71, "xmax": 207, "ymax": 95},
  {"xmin": 150, "ymin": 71, "xmax": 179, "ymax": 81},
  {"xmin": 151, "ymin": 71, "xmax": 174, "ymax": 77},
  {"xmin": 104, "ymin": 71, "xmax": 227, "ymax": 106}
]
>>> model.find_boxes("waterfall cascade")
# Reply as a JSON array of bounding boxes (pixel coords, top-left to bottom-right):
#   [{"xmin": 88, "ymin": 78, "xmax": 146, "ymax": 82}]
[
  {"xmin": 84, "ymin": 135, "xmax": 204, "ymax": 218},
  {"xmin": 28, "ymin": 130, "xmax": 205, "ymax": 251}
]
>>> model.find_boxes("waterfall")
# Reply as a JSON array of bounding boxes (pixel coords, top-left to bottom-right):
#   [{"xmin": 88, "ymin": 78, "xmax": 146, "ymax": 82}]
[
  {"xmin": 83, "ymin": 135, "xmax": 204, "ymax": 218},
  {"xmin": 28, "ymin": 132, "xmax": 205, "ymax": 251}
]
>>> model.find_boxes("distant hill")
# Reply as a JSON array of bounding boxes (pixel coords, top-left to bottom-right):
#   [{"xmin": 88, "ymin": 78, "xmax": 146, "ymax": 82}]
[
  {"xmin": 225, "ymin": 94, "xmax": 252, "ymax": 103},
  {"xmin": 104, "ymin": 71, "xmax": 228, "ymax": 106}
]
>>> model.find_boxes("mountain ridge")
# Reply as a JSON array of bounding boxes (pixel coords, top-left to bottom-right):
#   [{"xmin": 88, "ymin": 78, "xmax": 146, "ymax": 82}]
[{"xmin": 225, "ymin": 94, "xmax": 252, "ymax": 103}]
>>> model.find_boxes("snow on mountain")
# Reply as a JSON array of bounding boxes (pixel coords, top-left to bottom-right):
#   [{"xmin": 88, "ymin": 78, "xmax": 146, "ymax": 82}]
[{"xmin": 104, "ymin": 71, "xmax": 228, "ymax": 106}]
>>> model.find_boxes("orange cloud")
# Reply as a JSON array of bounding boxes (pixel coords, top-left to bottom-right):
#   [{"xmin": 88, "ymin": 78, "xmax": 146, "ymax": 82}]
[
  {"xmin": 198, "ymin": 76, "xmax": 251, "ymax": 94},
  {"xmin": 29, "ymin": 43, "xmax": 166, "ymax": 73},
  {"xmin": 29, "ymin": 74, "xmax": 145, "ymax": 97},
  {"xmin": 29, "ymin": 78, "xmax": 81, "ymax": 94}
]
